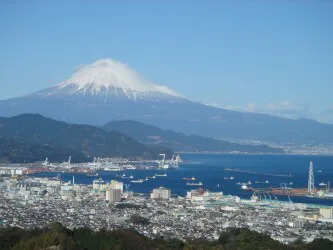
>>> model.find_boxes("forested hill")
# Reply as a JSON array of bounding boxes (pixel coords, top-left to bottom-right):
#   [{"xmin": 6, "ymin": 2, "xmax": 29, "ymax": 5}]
[
  {"xmin": 1, "ymin": 223, "xmax": 332, "ymax": 250},
  {"xmin": 0, "ymin": 138, "xmax": 89, "ymax": 163},
  {"xmin": 0, "ymin": 114, "xmax": 173, "ymax": 162}
]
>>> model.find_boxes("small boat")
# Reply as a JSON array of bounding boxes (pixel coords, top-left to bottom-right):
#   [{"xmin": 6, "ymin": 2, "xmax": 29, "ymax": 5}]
[
  {"xmin": 224, "ymin": 176, "xmax": 234, "ymax": 180},
  {"xmin": 289, "ymin": 182, "xmax": 293, "ymax": 185},
  {"xmin": 186, "ymin": 181, "xmax": 203, "ymax": 186},
  {"xmin": 318, "ymin": 170, "xmax": 322, "ymax": 173},
  {"xmin": 236, "ymin": 181, "xmax": 241, "ymax": 185},
  {"xmin": 182, "ymin": 177, "xmax": 196, "ymax": 181},
  {"xmin": 319, "ymin": 182, "xmax": 327, "ymax": 186},
  {"xmin": 255, "ymin": 180, "xmax": 269, "ymax": 184},
  {"xmin": 87, "ymin": 172, "xmax": 98, "ymax": 177},
  {"xmin": 217, "ymin": 184, "xmax": 220, "ymax": 187},
  {"xmin": 122, "ymin": 175, "xmax": 134, "ymax": 179},
  {"xmin": 247, "ymin": 181, "xmax": 252, "ymax": 185},
  {"xmin": 146, "ymin": 176, "xmax": 156, "ymax": 179},
  {"xmin": 130, "ymin": 179, "xmax": 144, "ymax": 183},
  {"xmin": 241, "ymin": 184, "xmax": 248, "ymax": 190},
  {"xmin": 155, "ymin": 173, "xmax": 167, "ymax": 177}
]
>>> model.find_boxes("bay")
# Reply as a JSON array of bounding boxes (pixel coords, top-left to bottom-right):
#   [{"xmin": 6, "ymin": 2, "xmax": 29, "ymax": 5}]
[{"xmin": 33, "ymin": 154, "xmax": 333, "ymax": 206}]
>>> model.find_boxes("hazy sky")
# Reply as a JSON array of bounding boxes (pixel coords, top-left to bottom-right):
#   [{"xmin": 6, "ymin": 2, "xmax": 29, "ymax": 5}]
[{"xmin": 1, "ymin": 1, "xmax": 332, "ymax": 123}]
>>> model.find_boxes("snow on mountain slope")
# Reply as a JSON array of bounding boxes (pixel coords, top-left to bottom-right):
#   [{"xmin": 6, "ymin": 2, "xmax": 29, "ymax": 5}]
[{"xmin": 36, "ymin": 59, "xmax": 184, "ymax": 101}]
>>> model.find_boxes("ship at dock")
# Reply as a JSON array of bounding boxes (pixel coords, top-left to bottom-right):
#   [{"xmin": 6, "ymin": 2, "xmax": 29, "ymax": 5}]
[
  {"xmin": 157, "ymin": 154, "xmax": 182, "ymax": 169},
  {"xmin": 244, "ymin": 161, "xmax": 333, "ymax": 200}
]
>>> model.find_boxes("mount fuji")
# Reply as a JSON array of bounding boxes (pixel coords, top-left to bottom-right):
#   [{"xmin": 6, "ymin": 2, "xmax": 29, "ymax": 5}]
[{"xmin": 1, "ymin": 58, "xmax": 333, "ymax": 145}]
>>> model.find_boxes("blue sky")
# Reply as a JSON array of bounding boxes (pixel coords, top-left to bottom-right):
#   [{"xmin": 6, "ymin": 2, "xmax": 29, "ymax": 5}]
[{"xmin": 1, "ymin": 1, "xmax": 332, "ymax": 123}]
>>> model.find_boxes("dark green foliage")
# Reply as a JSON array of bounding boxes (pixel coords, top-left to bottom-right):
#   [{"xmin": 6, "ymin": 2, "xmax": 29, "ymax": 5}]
[
  {"xmin": 0, "ymin": 114, "xmax": 173, "ymax": 162},
  {"xmin": 218, "ymin": 228, "xmax": 292, "ymax": 250},
  {"xmin": 0, "ymin": 223, "xmax": 332, "ymax": 250},
  {"xmin": 0, "ymin": 227, "xmax": 42, "ymax": 250},
  {"xmin": 128, "ymin": 214, "xmax": 150, "ymax": 225},
  {"xmin": 103, "ymin": 120, "xmax": 284, "ymax": 153},
  {"xmin": 305, "ymin": 238, "xmax": 333, "ymax": 250},
  {"xmin": 115, "ymin": 203, "xmax": 143, "ymax": 209},
  {"xmin": 0, "ymin": 138, "xmax": 88, "ymax": 163}
]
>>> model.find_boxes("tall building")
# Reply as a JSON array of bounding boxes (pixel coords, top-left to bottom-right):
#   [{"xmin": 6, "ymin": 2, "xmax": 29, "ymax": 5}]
[
  {"xmin": 151, "ymin": 187, "xmax": 171, "ymax": 199},
  {"xmin": 106, "ymin": 188, "xmax": 122, "ymax": 203},
  {"xmin": 109, "ymin": 180, "xmax": 123, "ymax": 192}
]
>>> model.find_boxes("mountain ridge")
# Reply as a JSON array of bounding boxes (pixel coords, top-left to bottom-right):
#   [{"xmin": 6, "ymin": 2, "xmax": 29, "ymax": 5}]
[
  {"xmin": 103, "ymin": 120, "xmax": 284, "ymax": 153},
  {"xmin": 0, "ymin": 114, "xmax": 173, "ymax": 161}
]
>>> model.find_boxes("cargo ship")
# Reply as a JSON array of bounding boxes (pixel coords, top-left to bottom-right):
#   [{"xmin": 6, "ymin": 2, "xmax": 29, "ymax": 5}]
[{"xmin": 186, "ymin": 181, "xmax": 203, "ymax": 186}]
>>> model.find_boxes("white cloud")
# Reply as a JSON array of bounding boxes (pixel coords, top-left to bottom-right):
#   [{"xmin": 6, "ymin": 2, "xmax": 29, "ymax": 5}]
[
  {"xmin": 207, "ymin": 99, "xmax": 333, "ymax": 124},
  {"xmin": 264, "ymin": 100, "xmax": 311, "ymax": 119}
]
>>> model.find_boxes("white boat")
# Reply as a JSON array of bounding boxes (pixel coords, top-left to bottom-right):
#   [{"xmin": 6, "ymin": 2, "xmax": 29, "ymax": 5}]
[
  {"xmin": 104, "ymin": 167, "xmax": 121, "ymax": 171},
  {"xmin": 247, "ymin": 181, "xmax": 252, "ymax": 185},
  {"xmin": 155, "ymin": 173, "xmax": 167, "ymax": 177},
  {"xmin": 182, "ymin": 177, "xmax": 196, "ymax": 181},
  {"xmin": 186, "ymin": 181, "xmax": 203, "ymax": 186},
  {"xmin": 224, "ymin": 176, "xmax": 234, "ymax": 180},
  {"xmin": 130, "ymin": 179, "xmax": 144, "ymax": 183},
  {"xmin": 86, "ymin": 172, "xmax": 98, "ymax": 177},
  {"xmin": 319, "ymin": 182, "xmax": 327, "ymax": 186},
  {"xmin": 236, "ymin": 181, "xmax": 241, "ymax": 185},
  {"xmin": 217, "ymin": 184, "xmax": 220, "ymax": 187},
  {"xmin": 255, "ymin": 180, "xmax": 269, "ymax": 184},
  {"xmin": 241, "ymin": 184, "xmax": 248, "ymax": 190},
  {"xmin": 122, "ymin": 175, "xmax": 134, "ymax": 179},
  {"xmin": 318, "ymin": 170, "xmax": 322, "ymax": 173}
]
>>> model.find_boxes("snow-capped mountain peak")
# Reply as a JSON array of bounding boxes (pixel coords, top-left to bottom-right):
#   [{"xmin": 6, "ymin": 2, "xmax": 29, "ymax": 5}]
[{"xmin": 52, "ymin": 59, "xmax": 184, "ymax": 100}]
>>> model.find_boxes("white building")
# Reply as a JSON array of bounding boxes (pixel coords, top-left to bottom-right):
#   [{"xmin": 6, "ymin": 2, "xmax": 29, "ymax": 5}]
[
  {"xmin": 106, "ymin": 188, "xmax": 121, "ymax": 203},
  {"xmin": 151, "ymin": 187, "xmax": 171, "ymax": 200},
  {"xmin": 93, "ymin": 178, "xmax": 107, "ymax": 191},
  {"xmin": 320, "ymin": 207, "xmax": 333, "ymax": 219},
  {"xmin": 109, "ymin": 180, "xmax": 123, "ymax": 192}
]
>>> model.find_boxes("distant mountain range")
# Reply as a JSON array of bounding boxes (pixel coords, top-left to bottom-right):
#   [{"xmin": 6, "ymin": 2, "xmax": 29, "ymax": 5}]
[
  {"xmin": 103, "ymin": 120, "xmax": 283, "ymax": 153},
  {"xmin": 0, "ymin": 114, "xmax": 173, "ymax": 163},
  {"xmin": 0, "ymin": 59, "xmax": 332, "ymax": 145}
]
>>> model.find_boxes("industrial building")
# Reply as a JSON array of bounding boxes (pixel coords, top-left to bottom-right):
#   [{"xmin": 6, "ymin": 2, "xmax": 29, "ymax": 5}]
[{"xmin": 151, "ymin": 187, "xmax": 171, "ymax": 200}]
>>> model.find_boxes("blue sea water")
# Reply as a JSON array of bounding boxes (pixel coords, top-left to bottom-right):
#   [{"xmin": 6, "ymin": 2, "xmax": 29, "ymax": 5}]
[{"xmin": 33, "ymin": 154, "xmax": 333, "ymax": 206}]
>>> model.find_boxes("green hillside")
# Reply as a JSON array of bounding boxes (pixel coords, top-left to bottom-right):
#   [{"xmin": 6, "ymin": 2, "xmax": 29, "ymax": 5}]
[
  {"xmin": 1, "ymin": 223, "xmax": 332, "ymax": 250},
  {"xmin": 0, "ymin": 114, "xmax": 172, "ymax": 162},
  {"xmin": 0, "ymin": 138, "xmax": 88, "ymax": 163}
]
